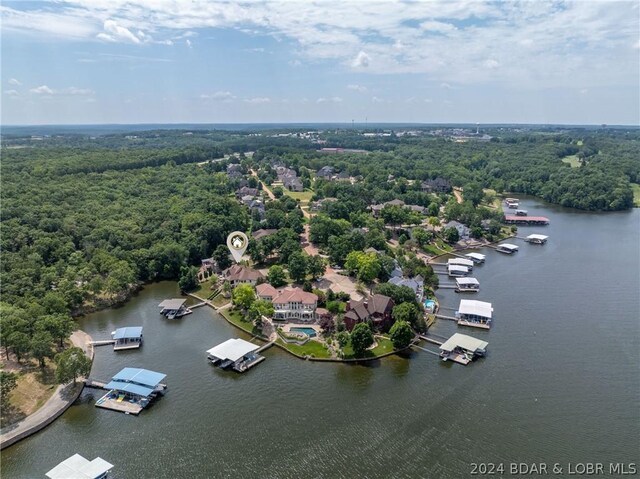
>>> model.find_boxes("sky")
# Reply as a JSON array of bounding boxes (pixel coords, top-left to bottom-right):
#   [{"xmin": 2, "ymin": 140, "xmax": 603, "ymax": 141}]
[{"xmin": 1, "ymin": 0, "xmax": 639, "ymax": 125}]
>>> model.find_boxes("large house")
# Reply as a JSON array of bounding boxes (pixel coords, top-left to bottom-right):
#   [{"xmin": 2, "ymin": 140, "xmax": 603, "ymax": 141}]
[
  {"xmin": 421, "ymin": 177, "xmax": 451, "ymax": 193},
  {"xmin": 344, "ymin": 294, "xmax": 394, "ymax": 331},
  {"xmin": 256, "ymin": 283, "xmax": 279, "ymax": 302},
  {"xmin": 388, "ymin": 275, "xmax": 424, "ymax": 302},
  {"xmin": 444, "ymin": 221, "xmax": 470, "ymax": 240},
  {"xmin": 271, "ymin": 287, "xmax": 318, "ymax": 321},
  {"xmin": 236, "ymin": 186, "xmax": 259, "ymax": 199},
  {"xmin": 222, "ymin": 265, "xmax": 264, "ymax": 287}
]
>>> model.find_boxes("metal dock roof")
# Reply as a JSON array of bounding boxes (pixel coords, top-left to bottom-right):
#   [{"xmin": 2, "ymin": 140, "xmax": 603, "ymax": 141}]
[
  {"xmin": 458, "ymin": 299, "xmax": 493, "ymax": 319},
  {"xmin": 439, "ymin": 333, "xmax": 488, "ymax": 353},
  {"xmin": 112, "ymin": 367, "xmax": 166, "ymax": 387},
  {"xmin": 448, "ymin": 258, "xmax": 474, "ymax": 267},
  {"xmin": 456, "ymin": 277, "xmax": 479, "ymax": 286},
  {"xmin": 207, "ymin": 338, "xmax": 260, "ymax": 362},
  {"xmin": 46, "ymin": 454, "xmax": 113, "ymax": 479},
  {"xmin": 527, "ymin": 234, "xmax": 549, "ymax": 241},
  {"xmin": 158, "ymin": 298, "xmax": 187, "ymax": 309},
  {"xmin": 112, "ymin": 327, "xmax": 143, "ymax": 340},
  {"xmin": 103, "ymin": 380, "xmax": 155, "ymax": 398}
]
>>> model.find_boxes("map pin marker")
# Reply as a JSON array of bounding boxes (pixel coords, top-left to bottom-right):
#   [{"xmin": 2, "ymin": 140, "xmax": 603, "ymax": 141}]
[{"xmin": 226, "ymin": 231, "xmax": 249, "ymax": 263}]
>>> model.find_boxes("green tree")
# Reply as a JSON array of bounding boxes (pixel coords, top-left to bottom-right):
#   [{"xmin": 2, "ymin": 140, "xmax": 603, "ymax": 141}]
[
  {"xmin": 247, "ymin": 300, "xmax": 274, "ymax": 327},
  {"xmin": 443, "ymin": 226, "xmax": 460, "ymax": 243},
  {"xmin": 213, "ymin": 244, "xmax": 232, "ymax": 271},
  {"xmin": 389, "ymin": 320, "xmax": 414, "ymax": 349},
  {"xmin": 38, "ymin": 314, "xmax": 75, "ymax": 348},
  {"xmin": 0, "ymin": 371, "xmax": 18, "ymax": 405},
  {"xmin": 272, "ymin": 186, "xmax": 284, "ymax": 198},
  {"xmin": 267, "ymin": 265, "xmax": 287, "ymax": 288},
  {"xmin": 307, "ymin": 255, "xmax": 326, "ymax": 281},
  {"xmin": 392, "ymin": 302, "xmax": 420, "ymax": 326},
  {"xmin": 31, "ymin": 331, "xmax": 54, "ymax": 368},
  {"xmin": 350, "ymin": 322, "xmax": 374, "ymax": 357},
  {"xmin": 178, "ymin": 265, "xmax": 199, "ymax": 292},
  {"xmin": 55, "ymin": 347, "xmax": 92, "ymax": 384},
  {"xmin": 336, "ymin": 331, "xmax": 349, "ymax": 347},
  {"xmin": 232, "ymin": 284, "xmax": 256, "ymax": 311},
  {"xmin": 8, "ymin": 332, "xmax": 30, "ymax": 363},
  {"xmin": 288, "ymin": 252, "xmax": 308, "ymax": 283}
]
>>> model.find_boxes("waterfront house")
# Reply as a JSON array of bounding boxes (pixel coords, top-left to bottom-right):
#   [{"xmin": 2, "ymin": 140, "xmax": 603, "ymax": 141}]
[
  {"xmin": 206, "ymin": 338, "xmax": 264, "ymax": 372},
  {"xmin": 271, "ymin": 288, "xmax": 318, "ymax": 321},
  {"xmin": 456, "ymin": 299, "xmax": 493, "ymax": 329},
  {"xmin": 388, "ymin": 275, "xmax": 424, "ymax": 302},
  {"xmin": 439, "ymin": 333, "xmax": 488, "ymax": 365},
  {"xmin": 158, "ymin": 299, "xmax": 192, "ymax": 319},
  {"xmin": 465, "ymin": 252, "xmax": 486, "ymax": 264},
  {"xmin": 96, "ymin": 367, "xmax": 167, "ymax": 415},
  {"xmin": 525, "ymin": 234, "xmax": 549, "ymax": 244},
  {"xmin": 455, "ymin": 277, "xmax": 480, "ymax": 292},
  {"xmin": 256, "ymin": 283, "xmax": 279, "ymax": 302},
  {"xmin": 496, "ymin": 243, "xmax": 519, "ymax": 254},
  {"xmin": 46, "ymin": 454, "xmax": 113, "ymax": 479},
  {"xmin": 344, "ymin": 294, "xmax": 395, "ymax": 331},
  {"xmin": 111, "ymin": 327, "xmax": 143, "ymax": 350},
  {"xmin": 222, "ymin": 264, "xmax": 264, "ymax": 287}
]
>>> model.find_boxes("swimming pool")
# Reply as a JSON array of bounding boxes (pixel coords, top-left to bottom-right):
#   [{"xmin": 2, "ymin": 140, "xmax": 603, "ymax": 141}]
[
  {"xmin": 423, "ymin": 300, "xmax": 436, "ymax": 312},
  {"xmin": 290, "ymin": 327, "xmax": 317, "ymax": 337}
]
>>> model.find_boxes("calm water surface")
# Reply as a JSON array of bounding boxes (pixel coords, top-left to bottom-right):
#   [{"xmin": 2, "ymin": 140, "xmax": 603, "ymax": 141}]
[{"xmin": 2, "ymin": 199, "xmax": 639, "ymax": 478}]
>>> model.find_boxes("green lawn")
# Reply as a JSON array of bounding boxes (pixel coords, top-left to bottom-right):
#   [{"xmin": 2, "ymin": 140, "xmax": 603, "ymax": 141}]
[
  {"xmin": 193, "ymin": 277, "xmax": 216, "ymax": 295},
  {"xmin": 277, "ymin": 338, "xmax": 332, "ymax": 358},
  {"xmin": 632, "ymin": 183, "xmax": 640, "ymax": 207},
  {"xmin": 221, "ymin": 308, "xmax": 260, "ymax": 336},
  {"xmin": 342, "ymin": 337, "xmax": 395, "ymax": 359},
  {"xmin": 212, "ymin": 294, "xmax": 231, "ymax": 308},
  {"xmin": 561, "ymin": 155, "xmax": 581, "ymax": 168},
  {"xmin": 284, "ymin": 189, "xmax": 314, "ymax": 203}
]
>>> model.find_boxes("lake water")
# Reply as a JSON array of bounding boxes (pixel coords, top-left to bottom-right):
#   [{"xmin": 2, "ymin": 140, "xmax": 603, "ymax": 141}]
[{"xmin": 2, "ymin": 199, "xmax": 639, "ymax": 478}]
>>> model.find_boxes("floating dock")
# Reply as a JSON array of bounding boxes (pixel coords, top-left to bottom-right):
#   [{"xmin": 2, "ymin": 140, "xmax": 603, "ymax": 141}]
[
  {"xmin": 46, "ymin": 453, "xmax": 113, "ymax": 479},
  {"xmin": 159, "ymin": 299, "xmax": 192, "ymax": 319},
  {"xmin": 95, "ymin": 367, "xmax": 167, "ymax": 415},
  {"xmin": 439, "ymin": 333, "xmax": 488, "ymax": 365},
  {"xmin": 504, "ymin": 215, "xmax": 549, "ymax": 225},
  {"xmin": 207, "ymin": 338, "xmax": 267, "ymax": 373},
  {"xmin": 455, "ymin": 277, "xmax": 480, "ymax": 293},
  {"xmin": 525, "ymin": 234, "xmax": 549, "ymax": 244},
  {"xmin": 456, "ymin": 299, "xmax": 493, "ymax": 329},
  {"xmin": 465, "ymin": 252, "xmax": 486, "ymax": 264},
  {"xmin": 495, "ymin": 243, "xmax": 519, "ymax": 254},
  {"xmin": 112, "ymin": 326, "xmax": 143, "ymax": 351}
]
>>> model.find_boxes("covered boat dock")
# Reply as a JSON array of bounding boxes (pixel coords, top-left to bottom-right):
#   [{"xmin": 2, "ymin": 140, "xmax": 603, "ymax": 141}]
[
  {"xmin": 455, "ymin": 277, "xmax": 480, "ymax": 292},
  {"xmin": 159, "ymin": 298, "xmax": 192, "ymax": 319},
  {"xmin": 96, "ymin": 367, "xmax": 167, "ymax": 415},
  {"xmin": 504, "ymin": 215, "xmax": 549, "ymax": 225},
  {"xmin": 465, "ymin": 252, "xmax": 485, "ymax": 264},
  {"xmin": 439, "ymin": 333, "xmax": 488, "ymax": 365},
  {"xmin": 525, "ymin": 234, "xmax": 549, "ymax": 244},
  {"xmin": 448, "ymin": 264, "xmax": 469, "ymax": 277},
  {"xmin": 456, "ymin": 299, "xmax": 493, "ymax": 329},
  {"xmin": 496, "ymin": 243, "xmax": 519, "ymax": 254},
  {"xmin": 112, "ymin": 326, "xmax": 143, "ymax": 350},
  {"xmin": 46, "ymin": 454, "xmax": 113, "ymax": 479},
  {"xmin": 207, "ymin": 338, "xmax": 265, "ymax": 373},
  {"xmin": 447, "ymin": 258, "xmax": 474, "ymax": 270}
]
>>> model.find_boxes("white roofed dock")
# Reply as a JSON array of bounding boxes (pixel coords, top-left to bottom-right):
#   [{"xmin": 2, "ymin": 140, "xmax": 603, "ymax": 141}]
[
  {"xmin": 465, "ymin": 252, "xmax": 486, "ymax": 263},
  {"xmin": 439, "ymin": 333, "xmax": 488, "ymax": 365},
  {"xmin": 207, "ymin": 338, "xmax": 265, "ymax": 372},
  {"xmin": 456, "ymin": 299, "xmax": 493, "ymax": 329},
  {"xmin": 525, "ymin": 234, "xmax": 549, "ymax": 244},
  {"xmin": 455, "ymin": 277, "xmax": 480, "ymax": 292},
  {"xmin": 448, "ymin": 258, "xmax": 474, "ymax": 269},
  {"xmin": 448, "ymin": 264, "xmax": 469, "ymax": 277},
  {"xmin": 496, "ymin": 243, "xmax": 519, "ymax": 254},
  {"xmin": 46, "ymin": 454, "xmax": 113, "ymax": 479}
]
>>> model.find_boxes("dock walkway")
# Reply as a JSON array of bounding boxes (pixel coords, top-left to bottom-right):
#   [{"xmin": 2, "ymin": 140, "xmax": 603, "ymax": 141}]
[
  {"xmin": 435, "ymin": 314, "xmax": 458, "ymax": 321},
  {"xmin": 90, "ymin": 340, "xmax": 116, "ymax": 347}
]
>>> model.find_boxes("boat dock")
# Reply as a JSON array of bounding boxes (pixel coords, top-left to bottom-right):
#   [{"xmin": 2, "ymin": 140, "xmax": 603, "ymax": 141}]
[
  {"xmin": 95, "ymin": 396, "xmax": 144, "ymax": 415},
  {"xmin": 435, "ymin": 314, "xmax": 458, "ymax": 321},
  {"xmin": 504, "ymin": 215, "xmax": 549, "ymax": 225},
  {"xmin": 84, "ymin": 378, "xmax": 107, "ymax": 389},
  {"xmin": 207, "ymin": 338, "xmax": 268, "ymax": 373}
]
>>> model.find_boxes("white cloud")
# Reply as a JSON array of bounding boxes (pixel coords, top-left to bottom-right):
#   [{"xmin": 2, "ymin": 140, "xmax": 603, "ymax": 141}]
[
  {"xmin": 351, "ymin": 51, "xmax": 370, "ymax": 68},
  {"xmin": 580, "ymin": 88, "xmax": 589, "ymax": 95},
  {"xmin": 483, "ymin": 59, "xmax": 500, "ymax": 69},
  {"xmin": 317, "ymin": 97, "xmax": 342, "ymax": 103},
  {"xmin": 186, "ymin": 39, "xmax": 192, "ymax": 48},
  {"xmin": 8, "ymin": 78, "xmax": 21, "ymax": 86},
  {"xmin": 30, "ymin": 85, "xmax": 54, "ymax": 95},
  {"xmin": 372, "ymin": 96, "xmax": 384, "ymax": 103},
  {"xmin": 244, "ymin": 97, "xmax": 271, "ymax": 104},
  {"xmin": 97, "ymin": 20, "xmax": 143, "ymax": 44},
  {"xmin": 347, "ymin": 84, "xmax": 367, "ymax": 93},
  {"xmin": 440, "ymin": 82, "xmax": 452, "ymax": 89},
  {"xmin": 200, "ymin": 91, "xmax": 236, "ymax": 102},
  {"xmin": 420, "ymin": 20, "xmax": 457, "ymax": 33},
  {"xmin": 64, "ymin": 87, "xmax": 95, "ymax": 95},
  {"xmin": 5, "ymin": 89, "xmax": 19, "ymax": 96},
  {"xmin": 424, "ymin": 98, "xmax": 433, "ymax": 103}
]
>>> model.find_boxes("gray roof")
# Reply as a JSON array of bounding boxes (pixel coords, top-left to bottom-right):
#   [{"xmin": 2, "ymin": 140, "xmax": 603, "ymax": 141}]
[
  {"xmin": 207, "ymin": 338, "xmax": 260, "ymax": 362},
  {"xmin": 46, "ymin": 454, "xmax": 113, "ymax": 479},
  {"xmin": 439, "ymin": 333, "xmax": 488, "ymax": 353},
  {"xmin": 158, "ymin": 298, "xmax": 187, "ymax": 310}
]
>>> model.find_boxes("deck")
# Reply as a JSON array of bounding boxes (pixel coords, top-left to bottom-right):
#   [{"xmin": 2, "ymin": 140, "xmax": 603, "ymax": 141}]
[
  {"xmin": 442, "ymin": 353, "xmax": 471, "ymax": 365},
  {"xmin": 95, "ymin": 395, "xmax": 144, "ymax": 415},
  {"xmin": 457, "ymin": 319, "xmax": 491, "ymax": 330},
  {"xmin": 113, "ymin": 343, "xmax": 142, "ymax": 351}
]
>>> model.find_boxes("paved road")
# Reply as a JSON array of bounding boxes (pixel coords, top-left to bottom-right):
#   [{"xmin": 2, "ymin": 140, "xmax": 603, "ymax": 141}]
[{"xmin": 0, "ymin": 330, "xmax": 93, "ymax": 449}]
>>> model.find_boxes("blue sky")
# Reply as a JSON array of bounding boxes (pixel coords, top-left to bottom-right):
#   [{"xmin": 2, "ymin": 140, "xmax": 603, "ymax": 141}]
[{"xmin": 1, "ymin": 0, "xmax": 639, "ymax": 125}]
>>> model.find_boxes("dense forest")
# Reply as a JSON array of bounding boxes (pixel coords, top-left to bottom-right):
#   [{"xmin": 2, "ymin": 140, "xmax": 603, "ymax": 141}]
[{"xmin": 0, "ymin": 126, "xmax": 637, "ymax": 352}]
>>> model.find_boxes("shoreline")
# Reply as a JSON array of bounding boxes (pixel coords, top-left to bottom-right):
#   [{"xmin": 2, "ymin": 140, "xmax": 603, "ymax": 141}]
[{"xmin": 0, "ymin": 330, "xmax": 94, "ymax": 451}]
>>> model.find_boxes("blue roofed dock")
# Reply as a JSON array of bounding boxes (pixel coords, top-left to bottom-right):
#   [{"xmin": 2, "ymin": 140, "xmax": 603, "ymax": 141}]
[
  {"xmin": 95, "ymin": 367, "xmax": 167, "ymax": 415},
  {"xmin": 112, "ymin": 326, "xmax": 143, "ymax": 351}
]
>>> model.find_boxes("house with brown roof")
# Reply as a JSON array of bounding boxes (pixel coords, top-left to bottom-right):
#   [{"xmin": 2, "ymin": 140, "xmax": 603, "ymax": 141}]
[
  {"xmin": 256, "ymin": 283, "xmax": 279, "ymax": 301},
  {"xmin": 222, "ymin": 265, "xmax": 264, "ymax": 287},
  {"xmin": 271, "ymin": 287, "xmax": 318, "ymax": 321},
  {"xmin": 344, "ymin": 294, "xmax": 394, "ymax": 331}
]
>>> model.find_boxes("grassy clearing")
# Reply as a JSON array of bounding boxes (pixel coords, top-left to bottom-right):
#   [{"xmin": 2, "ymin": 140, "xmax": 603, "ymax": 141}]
[
  {"xmin": 277, "ymin": 338, "xmax": 332, "ymax": 358},
  {"xmin": 193, "ymin": 277, "xmax": 216, "ymax": 295},
  {"xmin": 561, "ymin": 155, "xmax": 581, "ymax": 168},
  {"xmin": 212, "ymin": 294, "xmax": 231, "ymax": 308},
  {"xmin": 342, "ymin": 337, "xmax": 395, "ymax": 359},
  {"xmin": 284, "ymin": 189, "xmax": 314, "ymax": 203},
  {"xmin": 2, "ymin": 364, "xmax": 58, "ymax": 425},
  {"xmin": 632, "ymin": 183, "xmax": 640, "ymax": 208}
]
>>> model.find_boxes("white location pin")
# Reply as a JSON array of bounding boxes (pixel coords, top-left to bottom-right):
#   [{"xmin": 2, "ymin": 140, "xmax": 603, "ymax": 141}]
[{"xmin": 226, "ymin": 231, "xmax": 249, "ymax": 263}]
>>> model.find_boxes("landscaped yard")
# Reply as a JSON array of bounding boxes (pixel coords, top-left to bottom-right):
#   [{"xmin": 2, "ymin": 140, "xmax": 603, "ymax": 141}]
[
  {"xmin": 193, "ymin": 277, "xmax": 216, "ymax": 296},
  {"xmin": 212, "ymin": 294, "xmax": 231, "ymax": 308},
  {"xmin": 221, "ymin": 308, "xmax": 261, "ymax": 336},
  {"xmin": 342, "ymin": 337, "xmax": 395, "ymax": 359},
  {"xmin": 277, "ymin": 338, "xmax": 332, "ymax": 358}
]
